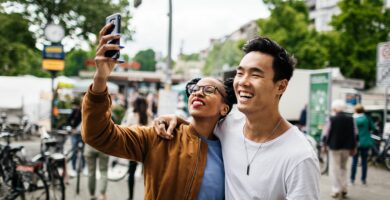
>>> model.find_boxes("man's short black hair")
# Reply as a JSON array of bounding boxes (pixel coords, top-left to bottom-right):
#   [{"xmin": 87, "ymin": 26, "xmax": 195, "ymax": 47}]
[{"xmin": 242, "ymin": 37, "xmax": 296, "ymax": 82}]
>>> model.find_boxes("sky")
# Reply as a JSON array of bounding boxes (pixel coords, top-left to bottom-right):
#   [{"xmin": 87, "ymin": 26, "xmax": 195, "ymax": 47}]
[{"xmin": 124, "ymin": 0, "xmax": 270, "ymax": 59}]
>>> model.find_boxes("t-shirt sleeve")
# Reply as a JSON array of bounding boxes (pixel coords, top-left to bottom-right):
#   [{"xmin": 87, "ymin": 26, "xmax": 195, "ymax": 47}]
[{"xmin": 285, "ymin": 157, "xmax": 320, "ymax": 200}]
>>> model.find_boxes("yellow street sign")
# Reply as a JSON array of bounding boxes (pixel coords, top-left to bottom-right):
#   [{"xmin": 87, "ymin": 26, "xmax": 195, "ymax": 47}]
[{"xmin": 42, "ymin": 59, "xmax": 64, "ymax": 71}]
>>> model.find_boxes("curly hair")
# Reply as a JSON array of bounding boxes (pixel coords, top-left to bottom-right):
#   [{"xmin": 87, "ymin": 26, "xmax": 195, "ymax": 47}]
[
  {"xmin": 185, "ymin": 77, "xmax": 237, "ymax": 118},
  {"xmin": 243, "ymin": 37, "xmax": 296, "ymax": 82}
]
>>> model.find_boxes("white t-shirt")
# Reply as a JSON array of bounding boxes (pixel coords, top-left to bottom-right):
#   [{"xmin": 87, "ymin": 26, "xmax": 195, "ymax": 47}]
[{"xmin": 215, "ymin": 106, "xmax": 320, "ymax": 200}]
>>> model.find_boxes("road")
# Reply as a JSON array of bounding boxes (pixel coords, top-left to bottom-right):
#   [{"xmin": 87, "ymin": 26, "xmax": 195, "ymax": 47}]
[{"xmin": 10, "ymin": 137, "xmax": 390, "ymax": 200}]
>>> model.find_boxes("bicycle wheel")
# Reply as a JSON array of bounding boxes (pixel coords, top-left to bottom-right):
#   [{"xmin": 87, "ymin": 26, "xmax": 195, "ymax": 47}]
[
  {"xmin": 48, "ymin": 162, "xmax": 65, "ymax": 200},
  {"xmin": 108, "ymin": 159, "xmax": 129, "ymax": 182},
  {"xmin": 384, "ymin": 147, "xmax": 390, "ymax": 171},
  {"xmin": 17, "ymin": 170, "xmax": 49, "ymax": 200}
]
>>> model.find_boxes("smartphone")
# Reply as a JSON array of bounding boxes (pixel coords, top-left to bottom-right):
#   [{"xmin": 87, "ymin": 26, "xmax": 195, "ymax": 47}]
[{"xmin": 104, "ymin": 13, "xmax": 121, "ymax": 59}]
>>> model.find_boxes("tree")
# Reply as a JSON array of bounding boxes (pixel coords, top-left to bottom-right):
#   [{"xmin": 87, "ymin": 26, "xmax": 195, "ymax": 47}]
[
  {"xmin": 133, "ymin": 49, "xmax": 157, "ymax": 71},
  {"xmin": 0, "ymin": 12, "xmax": 45, "ymax": 76},
  {"xmin": 258, "ymin": 0, "xmax": 329, "ymax": 69},
  {"xmin": 329, "ymin": 0, "xmax": 390, "ymax": 88},
  {"xmin": 64, "ymin": 49, "xmax": 95, "ymax": 76},
  {"xmin": 1, "ymin": 0, "xmax": 133, "ymax": 46},
  {"xmin": 203, "ymin": 40, "xmax": 243, "ymax": 75}
]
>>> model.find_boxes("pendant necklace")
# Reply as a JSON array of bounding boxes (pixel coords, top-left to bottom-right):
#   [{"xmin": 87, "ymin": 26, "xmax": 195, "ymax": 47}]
[{"xmin": 243, "ymin": 118, "xmax": 283, "ymax": 175}]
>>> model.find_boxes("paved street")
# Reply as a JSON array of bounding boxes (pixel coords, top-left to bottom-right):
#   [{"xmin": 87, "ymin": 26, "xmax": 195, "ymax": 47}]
[{"xmin": 9, "ymin": 137, "xmax": 390, "ymax": 200}]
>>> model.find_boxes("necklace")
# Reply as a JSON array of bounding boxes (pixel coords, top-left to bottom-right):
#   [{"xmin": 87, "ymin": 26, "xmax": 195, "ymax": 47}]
[{"xmin": 243, "ymin": 118, "xmax": 283, "ymax": 175}]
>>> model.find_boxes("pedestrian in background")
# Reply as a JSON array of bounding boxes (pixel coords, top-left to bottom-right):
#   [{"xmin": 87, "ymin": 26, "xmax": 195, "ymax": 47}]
[
  {"xmin": 121, "ymin": 96, "xmax": 152, "ymax": 200},
  {"xmin": 85, "ymin": 144, "xmax": 109, "ymax": 200},
  {"xmin": 350, "ymin": 104, "xmax": 376, "ymax": 185},
  {"xmin": 323, "ymin": 99, "xmax": 357, "ymax": 199},
  {"xmin": 67, "ymin": 96, "xmax": 86, "ymax": 177}
]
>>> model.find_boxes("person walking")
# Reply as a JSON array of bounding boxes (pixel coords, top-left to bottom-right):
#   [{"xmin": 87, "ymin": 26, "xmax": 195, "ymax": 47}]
[
  {"xmin": 67, "ymin": 97, "xmax": 86, "ymax": 177},
  {"xmin": 121, "ymin": 96, "xmax": 152, "ymax": 200},
  {"xmin": 323, "ymin": 100, "xmax": 357, "ymax": 199},
  {"xmin": 85, "ymin": 144, "xmax": 109, "ymax": 200},
  {"xmin": 350, "ymin": 104, "xmax": 376, "ymax": 185}
]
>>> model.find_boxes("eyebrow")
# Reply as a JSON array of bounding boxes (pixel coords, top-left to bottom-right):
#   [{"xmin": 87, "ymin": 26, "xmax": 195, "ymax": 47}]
[{"xmin": 237, "ymin": 66, "xmax": 265, "ymax": 74}]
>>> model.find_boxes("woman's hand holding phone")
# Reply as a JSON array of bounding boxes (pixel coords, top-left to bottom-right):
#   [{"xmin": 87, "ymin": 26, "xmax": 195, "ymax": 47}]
[{"xmin": 92, "ymin": 23, "xmax": 123, "ymax": 93}]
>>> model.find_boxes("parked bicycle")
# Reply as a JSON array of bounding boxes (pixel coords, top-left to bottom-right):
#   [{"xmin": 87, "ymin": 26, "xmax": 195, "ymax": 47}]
[
  {"xmin": 31, "ymin": 130, "xmax": 67, "ymax": 200},
  {"xmin": 369, "ymin": 134, "xmax": 390, "ymax": 171},
  {"xmin": 0, "ymin": 132, "xmax": 49, "ymax": 200}
]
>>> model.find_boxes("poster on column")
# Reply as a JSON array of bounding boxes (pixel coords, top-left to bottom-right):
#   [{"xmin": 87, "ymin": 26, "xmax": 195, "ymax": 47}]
[{"xmin": 307, "ymin": 71, "xmax": 332, "ymax": 142}]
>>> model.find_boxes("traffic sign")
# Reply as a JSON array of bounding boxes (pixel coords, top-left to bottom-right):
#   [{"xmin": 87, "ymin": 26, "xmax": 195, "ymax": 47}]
[
  {"xmin": 42, "ymin": 59, "xmax": 65, "ymax": 71},
  {"xmin": 43, "ymin": 45, "xmax": 65, "ymax": 59},
  {"xmin": 377, "ymin": 41, "xmax": 390, "ymax": 86}
]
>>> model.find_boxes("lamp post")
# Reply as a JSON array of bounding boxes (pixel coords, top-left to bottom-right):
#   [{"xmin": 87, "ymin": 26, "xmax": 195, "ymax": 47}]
[{"xmin": 165, "ymin": 0, "xmax": 173, "ymax": 90}]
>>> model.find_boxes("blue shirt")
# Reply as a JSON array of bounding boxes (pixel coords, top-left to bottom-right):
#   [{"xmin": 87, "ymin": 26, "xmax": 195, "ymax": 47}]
[{"xmin": 197, "ymin": 138, "xmax": 225, "ymax": 200}]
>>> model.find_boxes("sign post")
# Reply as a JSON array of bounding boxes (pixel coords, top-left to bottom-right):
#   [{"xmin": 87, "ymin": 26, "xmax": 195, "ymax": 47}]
[
  {"xmin": 42, "ymin": 44, "xmax": 65, "ymax": 130},
  {"xmin": 307, "ymin": 70, "xmax": 332, "ymax": 142},
  {"xmin": 377, "ymin": 41, "xmax": 390, "ymax": 134}
]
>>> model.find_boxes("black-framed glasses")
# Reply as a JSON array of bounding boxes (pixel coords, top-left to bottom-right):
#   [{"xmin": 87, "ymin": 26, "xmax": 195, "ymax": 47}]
[{"xmin": 186, "ymin": 84, "xmax": 223, "ymax": 97}]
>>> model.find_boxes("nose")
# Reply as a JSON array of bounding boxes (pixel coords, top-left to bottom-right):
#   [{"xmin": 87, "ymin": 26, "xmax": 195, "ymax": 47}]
[{"xmin": 236, "ymin": 74, "xmax": 250, "ymax": 87}]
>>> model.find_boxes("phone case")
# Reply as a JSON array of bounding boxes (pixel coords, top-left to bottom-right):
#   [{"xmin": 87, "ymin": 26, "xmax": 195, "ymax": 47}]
[{"xmin": 104, "ymin": 13, "xmax": 121, "ymax": 59}]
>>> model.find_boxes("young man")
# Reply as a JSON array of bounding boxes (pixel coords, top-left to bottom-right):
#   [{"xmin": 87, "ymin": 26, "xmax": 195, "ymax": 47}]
[{"xmin": 156, "ymin": 37, "xmax": 320, "ymax": 199}]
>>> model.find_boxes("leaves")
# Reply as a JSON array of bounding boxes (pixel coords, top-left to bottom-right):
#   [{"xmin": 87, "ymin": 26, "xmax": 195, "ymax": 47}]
[
  {"xmin": 203, "ymin": 40, "xmax": 243, "ymax": 75},
  {"xmin": 329, "ymin": 0, "xmax": 390, "ymax": 88},
  {"xmin": 133, "ymin": 49, "xmax": 157, "ymax": 72},
  {"xmin": 258, "ymin": 1, "xmax": 329, "ymax": 69},
  {"xmin": 2, "ymin": 0, "xmax": 133, "ymax": 45}
]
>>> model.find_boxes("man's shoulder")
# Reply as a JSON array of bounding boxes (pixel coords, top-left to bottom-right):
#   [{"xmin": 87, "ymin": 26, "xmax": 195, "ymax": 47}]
[{"xmin": 278, "ymin": 127, "xmax": 317, "ymax": 160}]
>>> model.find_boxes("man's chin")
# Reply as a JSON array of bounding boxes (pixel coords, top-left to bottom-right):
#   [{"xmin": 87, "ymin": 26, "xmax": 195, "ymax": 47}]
[{"xmin": 237, "ymin": 104, "xmax": 250, "ymax": 113}]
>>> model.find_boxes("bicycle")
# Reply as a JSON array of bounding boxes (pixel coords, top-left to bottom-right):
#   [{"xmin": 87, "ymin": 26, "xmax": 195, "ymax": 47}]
[
  {"xmin": 31, "ymin": 132, "xmax": 66, "ymax": 200},
  {"xmin": 38, "ymin": 125, "xmax": 85, "ymax": 195},
  {"xmin": 0, "ymin": 132, "xmax": 49, "ymax": 200},
  {"xmin": 368, "ymin": 134, "xmax": 390, "ymax": 171}
]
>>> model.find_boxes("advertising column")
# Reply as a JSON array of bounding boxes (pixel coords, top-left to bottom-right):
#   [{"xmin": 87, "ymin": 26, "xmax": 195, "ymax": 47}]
[{"xmin": 307, "ymin": 71, "xmax": 332, "ymax": 142}]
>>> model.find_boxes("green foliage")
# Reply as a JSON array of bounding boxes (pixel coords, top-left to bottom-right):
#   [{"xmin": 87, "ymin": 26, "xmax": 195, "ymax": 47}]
[
  {"xmin": 64, "ymin": 49, "xmax": 95, "ymax": 76},
  {"xmin": 2, "ymin": 0, "xmax": 133, "ymax": 45},
  {"xmin": 133, "ymin": 49, "xmax": 157, "ymax": 71},
  {"xmin": 203, "ymin": 40, "xmax": 243, "ymax": 75},
  {"xmin": 258, "ymin": 1, "xmax": 329, "ymax": 69},
  {"xmin": 179, "ymin": 53, "xmax": 200, "ymax": 61},
  {"xmin": 329, "ymin": 0, "xmax": 390, "ymax": 88},
  {"xmin": 0, "ymin": 12, "xmax": 46, "ymax": 76}
]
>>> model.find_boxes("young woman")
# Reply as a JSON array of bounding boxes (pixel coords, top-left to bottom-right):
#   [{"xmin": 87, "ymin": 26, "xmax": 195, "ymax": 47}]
[{"xmin": 81, "ymin": 23, "xmax": 236, "ymax": 200}]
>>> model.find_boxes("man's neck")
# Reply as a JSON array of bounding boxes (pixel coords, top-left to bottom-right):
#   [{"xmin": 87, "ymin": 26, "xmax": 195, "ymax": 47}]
[{"xmin": 244, "ymin": 110, "xmax": 290, "ymax": 142}]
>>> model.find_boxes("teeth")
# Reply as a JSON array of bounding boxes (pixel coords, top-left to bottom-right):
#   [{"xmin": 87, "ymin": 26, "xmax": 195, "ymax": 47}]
[
  {"xmin": 239, "ymin": 92, "xmax": 253, "ymax": 98},
  {"xmin": 193, "ymin": 101, "xmax": 204, "ymax": 106}
]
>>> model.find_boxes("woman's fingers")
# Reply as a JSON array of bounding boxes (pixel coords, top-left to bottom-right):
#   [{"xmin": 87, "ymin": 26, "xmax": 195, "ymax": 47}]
[
  {"xmin": 96, "ymin": 44, "xmax": 121, "ymax": 57},
  {"xmin": 97, "ymin": 34, "xmax": 121, "ymax": 52}
]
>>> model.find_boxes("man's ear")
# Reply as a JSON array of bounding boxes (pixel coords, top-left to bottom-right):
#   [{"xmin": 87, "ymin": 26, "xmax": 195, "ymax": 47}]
[{"xmin": 276, "ymin": 79, "xmax": 288, "ymax": 96}]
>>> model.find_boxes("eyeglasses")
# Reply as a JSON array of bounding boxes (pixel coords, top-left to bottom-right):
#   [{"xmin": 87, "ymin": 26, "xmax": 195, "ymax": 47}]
[{"xmin": 186, "ymin": 84, "xmax": 223, "ymax": 97}]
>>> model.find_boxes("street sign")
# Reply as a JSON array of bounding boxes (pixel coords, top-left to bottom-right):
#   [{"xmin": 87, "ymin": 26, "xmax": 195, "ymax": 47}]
[
  {"xmin": 42, "ymin": 59, "xmax": 65, "ymax": 71},
  {"xmin": 42, "ymin": 45, "xmax": 65, "ymax": 59},
  {"xmin": 377, "ymin": 41, "xmax": 390, "ymax": 86},
  {"xmin": 307, "ymin": 71, "xmax": 332, "ymax": 141},
  {"xmin": 42, "ymin": 45, "xmax": 65, "ymax": 71}
]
